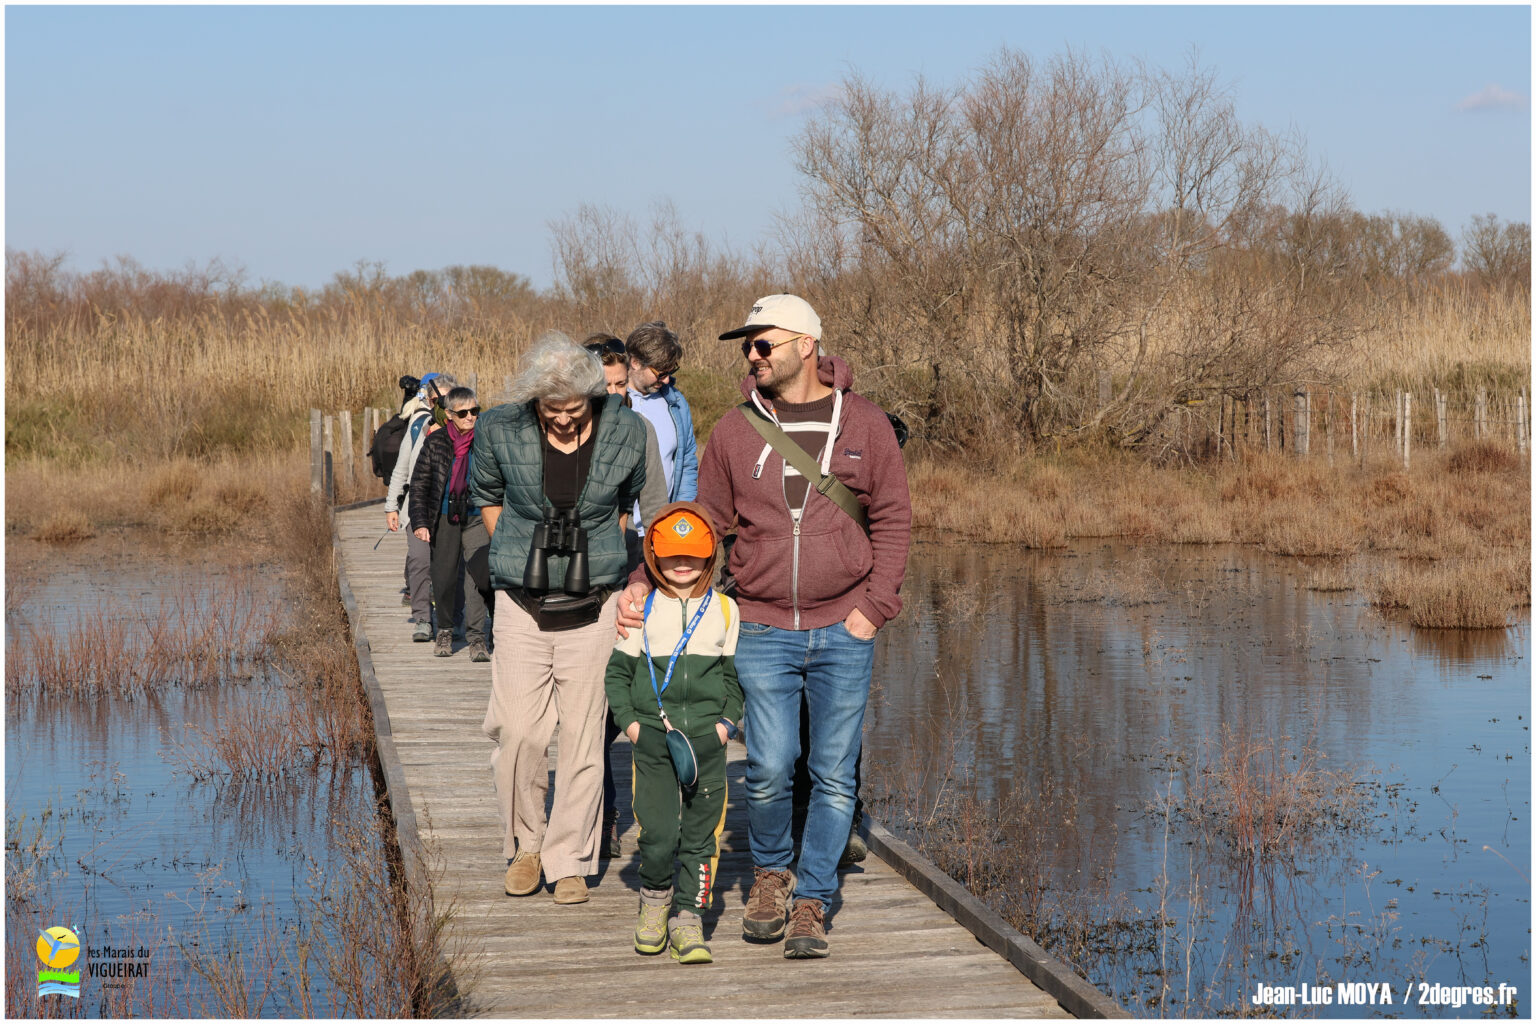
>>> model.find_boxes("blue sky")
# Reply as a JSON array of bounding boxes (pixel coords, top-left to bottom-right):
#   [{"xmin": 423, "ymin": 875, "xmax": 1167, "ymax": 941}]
[{"xmin": 6, "ymin": 5, "xmax": 1530, "ymax": 290}]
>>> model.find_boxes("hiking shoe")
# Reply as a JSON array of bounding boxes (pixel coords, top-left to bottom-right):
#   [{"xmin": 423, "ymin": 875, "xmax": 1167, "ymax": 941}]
[
  {"xmin": 669, "ymin": 911, "xmax": 712, "ymax": 964},
  {"xmin": 401, "ymin": 591, "xmax": 411, "ymax": 606},
  {"xmin": 504, "ymin": 851, "xmax": 542, "ymax": 896},
  {"xmin": 434, "ymin": 629, "xmax": 453, "ymax": 657},
  {"xmin": 468, "ymin": 641, "xmax": 490, "ymax": 663},
  {"xmin": 412, "ymin": 621, "xmax": 433, "ymax": 642},
  {"xmin": 553, "ymin": 876, "xmax": 589, "ymax": 905},
  {"xmin": 839, "ymin": 830, "xmax": 868, "ymax": 867},
  {"xmin": 634, "ymin": 887, "xmax": 670, "ymax": 954},
  {"xmin": 783, "ymin": 898, "xmax": 829, "ymax": 959},
  {"xmin": 742, "ymin": 867, "xmax": 796, "ymax": 941}
]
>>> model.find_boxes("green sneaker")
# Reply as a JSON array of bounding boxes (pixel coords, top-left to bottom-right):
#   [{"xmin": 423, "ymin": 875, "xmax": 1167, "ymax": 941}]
[
  {"xmin": 668, "ymin": 911, "xmax": 713, "ymax": 964},
  {"xmin": 634, "ymin": 887, "xmax": 670, "ymax": 955}
]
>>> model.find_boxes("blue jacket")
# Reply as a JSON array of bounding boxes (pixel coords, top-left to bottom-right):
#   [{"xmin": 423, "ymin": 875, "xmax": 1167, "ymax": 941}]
[{"xmin": 659, "ymin": 384, "xmax": 698, "ymax": 503}]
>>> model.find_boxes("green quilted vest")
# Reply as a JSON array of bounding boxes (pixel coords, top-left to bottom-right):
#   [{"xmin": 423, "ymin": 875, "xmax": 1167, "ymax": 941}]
[{"xmin": 469, "ymin": 393, "xmax": 647, "ymax": 592}]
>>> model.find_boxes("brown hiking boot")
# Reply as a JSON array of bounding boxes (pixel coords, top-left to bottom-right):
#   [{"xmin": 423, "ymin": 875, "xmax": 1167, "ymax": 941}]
[
  {"xmin": 434, "ymin": 629, "xmax": 453, "ymax": 657},
  {"xmin": 783, "ymin": 898, "xmax": 829, "ymax": 958},
  {"xmin": 742, "ymin": 867, "xmax": 796, "ymax": 941}
]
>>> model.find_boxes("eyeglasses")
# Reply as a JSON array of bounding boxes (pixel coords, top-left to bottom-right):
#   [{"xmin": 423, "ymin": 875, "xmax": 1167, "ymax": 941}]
[
  {"xmin": 741, "ymin": 335, "xmax": 804, "ymax": 359},
  {"xmin": 450, "ymin": 407, "xmax": 481, "ymax": 419},
  {"xmin": 584, "ymin": 338, "xmax": 625, "ymax": 357}
]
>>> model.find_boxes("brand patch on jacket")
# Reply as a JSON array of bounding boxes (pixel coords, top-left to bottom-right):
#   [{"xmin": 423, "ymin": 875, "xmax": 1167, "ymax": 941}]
[{"xmin": 842, "ymin": 447, "xmax": 863, "ymax": 460}]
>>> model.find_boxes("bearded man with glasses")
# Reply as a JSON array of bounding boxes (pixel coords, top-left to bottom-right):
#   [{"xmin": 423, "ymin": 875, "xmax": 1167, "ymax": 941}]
[{"xmin": 616, "ymin": 293, "xmax": 912, "ymax": 960}]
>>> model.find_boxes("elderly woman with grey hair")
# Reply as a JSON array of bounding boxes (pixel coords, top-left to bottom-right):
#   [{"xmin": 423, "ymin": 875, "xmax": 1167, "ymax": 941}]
[{"xmin": 470, "ymin": 330, "xmax": 649, "ymax": 905}]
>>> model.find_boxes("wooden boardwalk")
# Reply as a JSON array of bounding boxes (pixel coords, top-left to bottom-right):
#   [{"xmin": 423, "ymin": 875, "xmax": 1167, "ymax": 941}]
[{"xmin": 333, "ymin": 502, "xmax": 1115, "ymax": 1018}]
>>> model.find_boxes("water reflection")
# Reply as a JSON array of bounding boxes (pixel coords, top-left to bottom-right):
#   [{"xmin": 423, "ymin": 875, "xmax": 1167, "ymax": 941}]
[
  {"xmin": 866, "ymin": 540, "xmax": 1531, "ymax": 1016},
  {"xmin": 4, "ymin": 556, "xmax": 386, "ymax": 1018}
]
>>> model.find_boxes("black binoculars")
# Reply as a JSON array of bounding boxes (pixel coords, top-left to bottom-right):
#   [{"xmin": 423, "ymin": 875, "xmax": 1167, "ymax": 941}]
[{"xmin": 523, "ymin": 508, "xmax": 589, "ymax": 595}]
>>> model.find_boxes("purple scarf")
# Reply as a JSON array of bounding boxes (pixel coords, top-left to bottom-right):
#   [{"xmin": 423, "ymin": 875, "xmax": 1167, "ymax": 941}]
[{"xmin": 447, "ymin": 420, "xmax": 474, "ymax": 498}]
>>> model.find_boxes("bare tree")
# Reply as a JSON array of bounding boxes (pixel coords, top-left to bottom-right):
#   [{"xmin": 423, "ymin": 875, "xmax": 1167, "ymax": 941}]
[
  {"xmin": 791, "ymin": 47, "xmax": 1352, "ymax": 450},
  {"xmin": 1462, "ymin": 213, "xmax": 1532, "ymax": 292}
]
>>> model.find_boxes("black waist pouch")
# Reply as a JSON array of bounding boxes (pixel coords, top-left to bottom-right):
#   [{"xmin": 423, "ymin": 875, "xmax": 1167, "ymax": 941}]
[{"xmin": 506, "ymin": 587, "xmax": 611, "ymax": 632}]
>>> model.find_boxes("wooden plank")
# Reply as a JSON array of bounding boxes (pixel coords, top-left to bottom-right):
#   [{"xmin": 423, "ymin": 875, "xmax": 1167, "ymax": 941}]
[{"xmin": 334, "ymin": 502, "xmax": 1095, "ymax": 1018}]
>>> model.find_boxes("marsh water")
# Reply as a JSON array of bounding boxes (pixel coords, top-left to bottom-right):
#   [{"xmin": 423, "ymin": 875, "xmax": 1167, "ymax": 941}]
[
  {"xmin": 7, "ymin": 538, "xmax": 1529, "ymax": 1017},
  {"xmin": 865, "ymin": 540, "xmax": 1531, "ymax": 1016},
  {"xmin": 5, "ymin": 543, "xmax": 382, "ymax": 1017}
]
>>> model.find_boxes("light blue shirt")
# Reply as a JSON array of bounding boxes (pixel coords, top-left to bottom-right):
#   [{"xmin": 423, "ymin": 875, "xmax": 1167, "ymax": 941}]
[{"xmin": 629, "ymin": 387, "xmax": 676, "ymax": 533}]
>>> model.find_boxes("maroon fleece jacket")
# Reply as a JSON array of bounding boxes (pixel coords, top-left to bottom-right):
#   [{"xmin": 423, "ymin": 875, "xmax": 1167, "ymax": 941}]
[{"xmin": 631, "ymin": 355, "xmax": 912, "ymax": 631}]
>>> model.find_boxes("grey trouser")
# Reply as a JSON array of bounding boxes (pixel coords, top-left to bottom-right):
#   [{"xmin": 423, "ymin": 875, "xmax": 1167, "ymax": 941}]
[
  {"xmin": 405, "ymin": 528, "xmax": 432, "ymax": 623},
  {"xmin": 429, "ymin": 513, "xmax": 490, "ymax": 644}
]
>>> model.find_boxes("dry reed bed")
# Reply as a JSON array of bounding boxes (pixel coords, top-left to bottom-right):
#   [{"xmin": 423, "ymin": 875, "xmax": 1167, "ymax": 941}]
[
  {"xmin": 909, "ymin": 441, "xmax": 1530, "ymax": 629},
  {"xmin": 6, "ymin": 581, "xmax": 279, "ymax": 703}
]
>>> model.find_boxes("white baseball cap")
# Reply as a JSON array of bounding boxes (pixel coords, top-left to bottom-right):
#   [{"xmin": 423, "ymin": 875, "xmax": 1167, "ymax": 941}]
[{"xmin": 718, "ymin": 293, "xmax": 822, "ymax": 342}]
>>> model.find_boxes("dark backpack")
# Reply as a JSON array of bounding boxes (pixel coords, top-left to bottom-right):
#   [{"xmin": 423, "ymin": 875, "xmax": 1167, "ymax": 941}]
[{"xmin": 368, "ymin": 414, "xmax": 414, "ymax": 481}]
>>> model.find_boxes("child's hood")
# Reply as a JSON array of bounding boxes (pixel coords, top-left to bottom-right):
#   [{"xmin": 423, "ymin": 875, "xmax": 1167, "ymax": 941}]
[{"xmin": 644, "ymin": 500, "xmax": 722, "ymax": 601}]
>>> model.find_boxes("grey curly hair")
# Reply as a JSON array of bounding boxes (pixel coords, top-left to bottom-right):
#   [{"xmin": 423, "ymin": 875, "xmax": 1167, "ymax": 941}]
[{"xmin": 507, "ymin": 331, "xmax": 607, "ymax": 404}]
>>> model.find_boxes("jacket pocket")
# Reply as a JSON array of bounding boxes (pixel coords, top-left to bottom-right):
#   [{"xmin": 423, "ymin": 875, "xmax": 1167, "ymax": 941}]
[{"xmin": 794, "ymin": 527, "xmax": 863, "ymax": 606}]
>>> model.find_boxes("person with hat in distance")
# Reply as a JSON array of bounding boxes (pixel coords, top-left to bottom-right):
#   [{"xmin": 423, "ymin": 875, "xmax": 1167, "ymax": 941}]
[
  {"xmin": 604, "ymin": 502, "xmax": 742, "ymax": 964},
  {"xmin": 385, "ymin": 372, "xmax": 454, "ymax": 642},
  {"xmin": 615, "ymin": 294, "xmax": 912, "ymax": 959}
]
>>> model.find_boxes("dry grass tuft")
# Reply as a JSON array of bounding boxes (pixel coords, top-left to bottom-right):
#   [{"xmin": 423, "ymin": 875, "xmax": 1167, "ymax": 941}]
[
  {"xmin": 33, "ymin": 510, "xmax": 96, "ymax": 544},
  {"xmin": 1446, "ymin": 439, "xmax": 1525, "ymax": 476},
  {"xmin": 1173, "ymin": 727, "xmax": 1370, "ymax": 860}
]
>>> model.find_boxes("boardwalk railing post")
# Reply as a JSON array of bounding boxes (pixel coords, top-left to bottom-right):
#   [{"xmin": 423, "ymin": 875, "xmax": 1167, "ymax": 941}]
[
  {"xmin": 1476, "ymin": 386, "xmax": 1488, "ymax": 440},
  {"xmin": 1263, "ymin": 393, "xmax": 1272, "ymax": 452},
  {"xmin": 310, "ymin": 408, "xmax": 323, "ymax": 495},
  {"xmin": 1400, "ymin": 391, "xmax": 1412, "ymax": 470},
  {"xmin": 339, "ymin": 410, "xmax": 355, "ymax": 501},
  {"xmin": 323, "ymin": 414, "xmax": 336, "ymax": 505},
  {"xmin": 1350, "ymin": 392, "xmax": 1358, "ymax": 463},
  {"xmin": 1434, "ymin": 387, "xmax": 1447, "ymax": 448}
]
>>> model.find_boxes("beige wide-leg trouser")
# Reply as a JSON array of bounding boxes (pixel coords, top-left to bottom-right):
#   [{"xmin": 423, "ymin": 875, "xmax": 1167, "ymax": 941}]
[{"xmin": 483, "ymin": 590, "xmax": 618, "ymax": 882}]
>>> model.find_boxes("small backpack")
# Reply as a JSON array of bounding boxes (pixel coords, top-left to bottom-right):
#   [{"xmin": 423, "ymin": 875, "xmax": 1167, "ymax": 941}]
[{"xmin": 368, "ymin": 414, "xmax": 414, "ymax": 481}]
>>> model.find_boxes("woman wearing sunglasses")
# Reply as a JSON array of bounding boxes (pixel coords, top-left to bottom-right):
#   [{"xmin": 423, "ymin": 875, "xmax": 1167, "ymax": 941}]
[{"xmin": 409, "ymin": 386, "xmax": 493, "ymax": 661}]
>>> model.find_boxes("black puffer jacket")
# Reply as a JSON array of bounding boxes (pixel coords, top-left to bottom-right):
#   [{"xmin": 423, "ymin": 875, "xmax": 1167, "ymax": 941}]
[{"xmin": 408, "ymin": 427, "xmax": 471, "ymax": 533}]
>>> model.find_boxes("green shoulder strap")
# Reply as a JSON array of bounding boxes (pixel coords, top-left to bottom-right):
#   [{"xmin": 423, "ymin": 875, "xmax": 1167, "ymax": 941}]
[{"xmin": 738, "ymin": 401, "xmax": 867, "ymax": 532}]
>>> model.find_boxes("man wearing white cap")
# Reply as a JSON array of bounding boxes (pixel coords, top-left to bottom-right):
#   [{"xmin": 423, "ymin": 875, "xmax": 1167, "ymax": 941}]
[{"xmin": 618, "ymin": 293, "xmax": 912, "ymax": 959}]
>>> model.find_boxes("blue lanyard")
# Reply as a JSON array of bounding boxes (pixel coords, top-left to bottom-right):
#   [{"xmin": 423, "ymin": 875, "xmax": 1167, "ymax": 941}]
[{"xmin": 642, "ymin": 589, "xmax": 712, "ymax": 720}]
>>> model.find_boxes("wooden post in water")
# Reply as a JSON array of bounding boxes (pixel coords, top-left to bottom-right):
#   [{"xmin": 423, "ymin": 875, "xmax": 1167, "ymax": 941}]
[
  {"xmin": 1292, "ymin": 389, "xmax": 1309, "ymax": 457},
  {"xmin": 339, "ymin": 410, "xmax": 354, "ymax": 498},
  {"xmin": 310, "ymin": 408, "xmax": 323, "ymax": 495},
  {"xmin": 1434, "ymin": 388, "xmax": 1447, "ymax": 448},
  {"xmin": 1475, "ymin": 386, "xmax": 1488, "ymax": 440},
  {"xmin": 1400, "ymin": 391, "xmax": 1412, "ymax": 470}
]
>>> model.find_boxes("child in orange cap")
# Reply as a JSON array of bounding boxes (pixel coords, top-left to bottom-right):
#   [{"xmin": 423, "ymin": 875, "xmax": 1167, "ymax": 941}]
[{"xmin": 603, "ymin": 501, "xmax": 742, "ymax": 964}]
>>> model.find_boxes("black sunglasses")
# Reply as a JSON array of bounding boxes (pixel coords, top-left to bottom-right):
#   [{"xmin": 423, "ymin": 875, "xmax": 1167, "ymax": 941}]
[
  {"xmin": 741, "ymin": 335, "xmax": 802, "ymax": 359},
  {"xmin": 450, "ymin": 407, "xmax": 482, "ymax": 419},
  {"xmin": 585, "ymin": 339, "xmax": 626, "ymax": 357}
]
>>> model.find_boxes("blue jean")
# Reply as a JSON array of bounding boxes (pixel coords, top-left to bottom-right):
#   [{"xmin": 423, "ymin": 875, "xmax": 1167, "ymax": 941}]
[{"xmin": 735, "ymin": 620, "xmax": 875, "ymax": 905}]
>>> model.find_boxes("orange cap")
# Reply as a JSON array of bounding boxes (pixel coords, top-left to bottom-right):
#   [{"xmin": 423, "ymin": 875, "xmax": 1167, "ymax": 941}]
[{"xmin": 649, "ymin": 509, "xmax": 715, "ymax": 558}]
